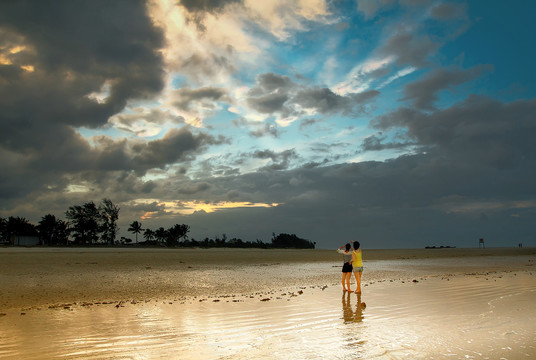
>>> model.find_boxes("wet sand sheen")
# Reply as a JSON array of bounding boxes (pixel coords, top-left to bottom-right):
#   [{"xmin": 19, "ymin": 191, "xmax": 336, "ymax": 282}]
[
  {"xmin": 1, "ymin": 273, "xmax": 535, "ymax": 359},
  {"xmin": 1, "ymin": 247, "xmax": 535, "ymax": 310},
  {"xmin": 0, "ymin": 247, "xmax": 535, "ymax": 359}
]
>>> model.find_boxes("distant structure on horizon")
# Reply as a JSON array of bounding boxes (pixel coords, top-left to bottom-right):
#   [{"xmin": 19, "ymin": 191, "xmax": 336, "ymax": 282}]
[
  {"xmin": 479, "ymin": 238, "xmax": 485, "ymax": 249},
  {"xmin": 424, "ymin": 245, "xmax": 456, "ymax": 249},
  {"xmin": 9, "ymin": 235, "xmax": 40, "ymax": 246}
]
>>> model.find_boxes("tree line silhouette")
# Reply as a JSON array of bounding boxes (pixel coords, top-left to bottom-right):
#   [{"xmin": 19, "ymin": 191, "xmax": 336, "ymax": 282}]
[{"xmin": 0, "ymin": 199, "xmax": 315, "ymax": 249}]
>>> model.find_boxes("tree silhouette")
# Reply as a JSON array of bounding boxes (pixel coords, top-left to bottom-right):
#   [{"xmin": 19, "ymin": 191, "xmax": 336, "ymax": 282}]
[
  {"xmin": 0, "ymin": 218, "xmax": 7, "ymax": 243},
  {"xmin": 10, "ymin": 216, "xmax": 38, "ymax": 236},
  {"xmin": 143, "ymin": 228, "xmax": 156, "ymax": 244},
  {"xmin": 66, "ymin": 202, "xmax": 100, "ymax": 244},
  {"xmin": 154, "ymin": 227, "xmax": 167, "ymax": 246},
  {"xmin": 38, "ymin": 214, "xmax": 70, "ymax": 246},
  {"xmin": 128, "ymin": 221, "xmax": 143, "ymax": 244},
  {"xmin": 271, "ymin": 233, "xmax": 315, "ymax": 249},
  {"xmin": 100, "ymin": 198, "xmax": 120, "ymax": 245},
  {"xmin": 166, "ymin": 224, "xmax": 190, "ymax": 247}
]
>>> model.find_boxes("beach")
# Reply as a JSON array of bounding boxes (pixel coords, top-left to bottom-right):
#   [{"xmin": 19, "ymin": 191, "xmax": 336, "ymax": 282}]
[{"xmin": 0, "ymin": 247, "xmax": 535, "ymax": 359}]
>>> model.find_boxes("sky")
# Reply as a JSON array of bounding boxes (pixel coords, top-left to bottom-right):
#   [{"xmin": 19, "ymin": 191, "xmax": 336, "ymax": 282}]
[{"xmin": 1, "ymin": 0, "xmax": 535, "ymax": 249}]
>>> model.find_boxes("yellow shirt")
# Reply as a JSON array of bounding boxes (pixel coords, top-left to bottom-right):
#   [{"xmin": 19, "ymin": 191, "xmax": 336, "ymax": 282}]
[{"xmin": 352, "ymin": 250, "xmax": 363, "ymax": 267}]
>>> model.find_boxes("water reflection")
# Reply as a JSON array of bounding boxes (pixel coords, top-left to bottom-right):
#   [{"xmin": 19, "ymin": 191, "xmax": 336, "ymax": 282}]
[
  {"xmin": 341, "ymin": 291, "xmax": 366, "ymax": 323},
  {"xmin": 2, "ymin": 274, "xmax": 534, "ymax": 360}
]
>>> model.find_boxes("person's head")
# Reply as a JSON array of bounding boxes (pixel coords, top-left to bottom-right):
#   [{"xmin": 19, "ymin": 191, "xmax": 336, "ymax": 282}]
[
  {"xmin": 353, "ymin": 241, "xmax": 360, "ymax": 250},
  {"xmin": 345, "ymin": 243, "xmax": 351, "ymax": 251}
]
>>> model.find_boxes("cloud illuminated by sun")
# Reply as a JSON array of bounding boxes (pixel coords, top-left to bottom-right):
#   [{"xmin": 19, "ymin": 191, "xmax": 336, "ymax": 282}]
[{"xmin": 135, "ymin": 199, "xmax": 280, "ymax": 218}]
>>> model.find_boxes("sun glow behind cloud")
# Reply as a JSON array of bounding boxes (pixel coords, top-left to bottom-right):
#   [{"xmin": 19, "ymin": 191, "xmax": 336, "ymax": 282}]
[{"xmin": 135, "ymin": 199, "xmax": 280, "ymax": 219}]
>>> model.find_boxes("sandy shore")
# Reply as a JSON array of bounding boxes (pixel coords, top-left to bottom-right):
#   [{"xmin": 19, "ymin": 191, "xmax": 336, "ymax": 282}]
[
  {"xmin": 1, "ymin": 247, "xmax": 535, "ymax": 359},
  {"xmin": 0, "ymin": 247, "xmax": 535, "ymax": 310}
]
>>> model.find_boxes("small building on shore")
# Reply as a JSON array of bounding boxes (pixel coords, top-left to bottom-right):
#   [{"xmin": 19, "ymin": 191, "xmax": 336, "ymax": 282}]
[{"xmin": 10, "ymin": 235, "xmax": 41, "ymax": 246}]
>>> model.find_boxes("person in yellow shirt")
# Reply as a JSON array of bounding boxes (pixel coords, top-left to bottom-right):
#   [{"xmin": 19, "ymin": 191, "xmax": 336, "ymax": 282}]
[{"xmin": 351, "ymin": 241, "xmax": 363, "ymax": 294}]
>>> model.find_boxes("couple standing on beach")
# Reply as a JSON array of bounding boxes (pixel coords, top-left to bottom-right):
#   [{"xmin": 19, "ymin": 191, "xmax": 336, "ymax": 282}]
[{"xmin": 337, "ymin": 241, "xmax": 363, "ymax": 293}]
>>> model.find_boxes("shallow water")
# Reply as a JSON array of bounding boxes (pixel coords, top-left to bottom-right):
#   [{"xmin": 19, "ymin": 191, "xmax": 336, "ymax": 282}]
[{"xmin": 1, "ymin": 272, "xmax": 534, "ymax": 359}]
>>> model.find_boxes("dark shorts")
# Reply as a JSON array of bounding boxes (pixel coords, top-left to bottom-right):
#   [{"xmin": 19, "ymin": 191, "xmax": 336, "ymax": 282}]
[{"xmin": 342, "ymin": 262, "xmax": 353, "ymax": 273}]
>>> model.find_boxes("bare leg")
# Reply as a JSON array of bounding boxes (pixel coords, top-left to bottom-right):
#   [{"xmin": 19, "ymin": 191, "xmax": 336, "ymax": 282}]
[
  {"xmin": 354, "ymin": 271, "xmax": 362, "ymax": 293},
  {"xmin": 342, "ymin": 273, "xmax": 351, "ymax": 291}
]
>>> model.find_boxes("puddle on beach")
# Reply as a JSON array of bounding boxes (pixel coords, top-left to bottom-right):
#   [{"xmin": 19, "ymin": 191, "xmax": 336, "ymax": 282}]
[{"xmin": 1, "ymin": 273, "xmax": 535, "ymax": 359}]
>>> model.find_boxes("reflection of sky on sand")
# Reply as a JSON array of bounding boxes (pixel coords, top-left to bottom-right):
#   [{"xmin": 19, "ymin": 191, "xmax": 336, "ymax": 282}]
[{"xmin": 0, "ymin": 273, "xmax": 535, "ymax": 359}]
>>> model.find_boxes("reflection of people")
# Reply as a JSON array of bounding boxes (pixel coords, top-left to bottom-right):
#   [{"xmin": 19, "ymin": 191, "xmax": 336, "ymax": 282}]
[
  {"xmin": 337, "ymin": 243, "xmax": 353, "ymax": 291},
  {"xmin": 351, "ymin": 241, "xmax": 363, "ymax": 294},
  {"xmin": 341, "ymin": 291, "xmax": 366, "ymax": 323}
]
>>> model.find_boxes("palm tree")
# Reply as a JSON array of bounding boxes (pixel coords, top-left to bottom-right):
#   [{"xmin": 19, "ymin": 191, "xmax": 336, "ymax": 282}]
[
  {"xmin": 143, "ymin": 229, "xmax": 156, "ymax": 244},
  {"xmin": 154, "ymin": 227, "xmax": 167, "ymax": 246},
  {"xmin": 128, "ymin": 221, "xmax": 143, "ymax": 244}
]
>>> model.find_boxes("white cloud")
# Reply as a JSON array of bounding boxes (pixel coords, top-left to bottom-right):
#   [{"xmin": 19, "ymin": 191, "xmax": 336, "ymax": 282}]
[
  {"xmin": 244, "ymin": 0, "xmax": 332, "ymax": 41},
  {"xmin": 378, "ymin": 66, "xmax": 417, "ymax": 88},
  {"xmin": 86, "ymin": 80, "xmax": 113, "ymax": 104},
  {"xmin": 333, "ymin": 56, "xmax": 395, "ymax": 95}
]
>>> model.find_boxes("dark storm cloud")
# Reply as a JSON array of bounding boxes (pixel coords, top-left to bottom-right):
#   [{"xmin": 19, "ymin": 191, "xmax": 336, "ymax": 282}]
[
  {"xmin": 292, "ymin": 87, "xmax": 348, "ymax": 114},
  {"xmin": 246, "ymin": 73, "xmax": 295, "ymax": 114},
  {"xmin": 179, "ymin": 0, "xmax": 242, "ymax": 13},
  {"xmin": 0, "ymin": 0, "xmax": 165, "ymax": 128},
  {"xmin": 253, "ymin": 149, "xmax": 299, "ymax": 171},
  {"xmin": 0, "ymin": 0, "xmax": 168, "ymax": 206},
  {"xmin": 171, "ymin": 86, "xmax": 229, "ymax": 111},
  {"xmin": 131, "ymin": 128, "xmax": 225, "ymax": 173},
  {"xmin": 293, "ymin": 88, "xmax": 380, "ymax": 116},
  {"xmin": 0, "ymin": 124, "xmax": 220, "ymax": 207},
  {"xmin": 246, "ymin": 73, "xmax": 379, "ymax": 117},
  {"xmin": 371, "ymin": 95, "xmax": 536, "ymax": 169},
  {"xmin": 112, "ymin": 109, "xmax": 186, "ymax": 134},
  {"xmin": 247, "ymin": 93, "xmax": 290, "ymax": 114},
  {"xmin": 399, "ymin": 0, "xmax": 431, "ymax": 6},
  {"xmin": 249, "ymin": 73, "xmax": 295, "ymax": 95},
  {"xmin": 361, "ymin": 133, "xmax": 415, "ymax": 151},
  {"xmin": 430, "ymin": 2, "xmax": 468, "ymax": 20},
  {"xmin": 401, "ymin": 66, "xmax": 493, "ymax": 110},
  {"xmin": 176, "ymin": 182, "xmax": 212, "ymax": 195},
  {"xmin": 378, "ymin": 30, "xmax": 439, "ymax": 68}
]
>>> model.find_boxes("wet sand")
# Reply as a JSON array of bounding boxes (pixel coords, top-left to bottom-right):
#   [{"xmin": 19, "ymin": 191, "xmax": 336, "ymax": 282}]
[
  {"xmin": 1, "ymin": 247, "xmax": 534, "ymax": 310},
  {"xmin": 0, "ymin": 247, "xmax": 535, "ymax": 359}
]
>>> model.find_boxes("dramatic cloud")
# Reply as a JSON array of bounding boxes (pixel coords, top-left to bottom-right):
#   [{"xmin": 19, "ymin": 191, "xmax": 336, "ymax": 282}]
[
  {"xmin": 246, "ymin": 73, "xmax": 379, "ymax": 122},
  {"xmin": 0, "ymin": 0, "xmax": 165, "ymax": 127},
  {"xmin": 378, "ymin": 30, "xmax": 440, "ymax": 68},
  {"xmin": 401, "ymin": 65, "xmax": 493, "ymax": 109},
  {"xmin": 371, "ymin": 95, "xmax": 536, "ymax": 169},
  {"xmin": 1, "ymin": 1, "xmax": 534, "ymax": 248},
  {"xmin": 179, "ymin": 0, "xmax": 241, "ymax": 13}
]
